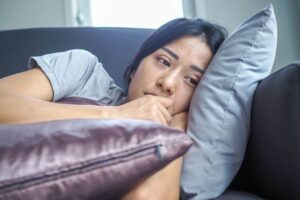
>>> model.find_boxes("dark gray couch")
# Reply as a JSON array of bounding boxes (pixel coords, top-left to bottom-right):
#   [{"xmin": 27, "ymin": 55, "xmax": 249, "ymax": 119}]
[{"xmin": 1, "ymin": 27, "xmax": 300, "ymax": 200}]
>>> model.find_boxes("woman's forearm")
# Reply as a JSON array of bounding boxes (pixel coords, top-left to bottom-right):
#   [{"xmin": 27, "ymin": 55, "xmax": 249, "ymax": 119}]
[
  {"xmin": 0, "ymin": 90, "xmax": 113, "ymax": 124},
  {"xmin": 121, "ymin": 157, "xmax": 183, "ymax": 200}
]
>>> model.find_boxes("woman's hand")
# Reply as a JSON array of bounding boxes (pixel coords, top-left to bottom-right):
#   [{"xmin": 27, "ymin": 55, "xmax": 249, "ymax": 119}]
[
  {"xmin": 169, "ymin": 112, "xmax": 188, "ymax": 132},
  {"xmin": 112, "ymin": 96, "xmax": 189, "ymax": 132},
  {"xmin": 114, "ymin": 95, "xmax": 173, "ymax": 126}
]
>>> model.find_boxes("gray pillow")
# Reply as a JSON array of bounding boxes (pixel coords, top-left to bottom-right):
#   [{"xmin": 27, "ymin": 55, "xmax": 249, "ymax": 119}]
[
  {"xmin": 181, "ymin": 4, "xmax": 277, "ymax": 199},
  {"xmin": 0, "ymin": 118, "xmax": 192, "ymax": 200}
]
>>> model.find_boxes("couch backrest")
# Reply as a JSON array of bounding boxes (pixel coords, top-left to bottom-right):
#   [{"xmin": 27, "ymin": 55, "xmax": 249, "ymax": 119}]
[
  {"xmin": 0, "ymin": 27, "xmax": 153, "ymax": 90},
  {"xmin": 231, "ymin": 61, "xmax": 300, "ymax": 199}
]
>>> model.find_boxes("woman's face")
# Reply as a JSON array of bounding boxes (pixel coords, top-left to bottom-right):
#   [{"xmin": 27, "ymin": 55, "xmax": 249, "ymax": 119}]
[{"xmin": 127, "ymin": 35, "xmax": 213, "ymax": 115}]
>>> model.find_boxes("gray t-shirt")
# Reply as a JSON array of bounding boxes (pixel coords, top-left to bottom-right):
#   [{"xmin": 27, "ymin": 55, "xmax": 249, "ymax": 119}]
[{"xmin": 28, "ymin": 49, "xmax": 126, "ymax": 105}]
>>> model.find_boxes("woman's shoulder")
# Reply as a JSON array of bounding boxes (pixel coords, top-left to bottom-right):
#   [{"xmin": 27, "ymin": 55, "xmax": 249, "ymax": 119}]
[
  {"xmin": 64, "ymin": 49, "xmax": 99, "ymax": 63},
  {"xmin": 67, "ymin": 49, "xmax": 95, "ymax": 56}
]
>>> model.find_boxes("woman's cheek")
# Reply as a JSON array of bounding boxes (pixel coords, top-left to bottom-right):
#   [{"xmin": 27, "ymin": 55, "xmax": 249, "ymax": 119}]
[{"xmin": 181, "ymin": 90, "xmax": 194, "ymax": 112}]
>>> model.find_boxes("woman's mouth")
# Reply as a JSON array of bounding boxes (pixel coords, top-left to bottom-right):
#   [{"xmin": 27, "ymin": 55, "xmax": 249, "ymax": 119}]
[{"xmin": 144, "ymin": 92, "xmax": 157, "ymax": 96}]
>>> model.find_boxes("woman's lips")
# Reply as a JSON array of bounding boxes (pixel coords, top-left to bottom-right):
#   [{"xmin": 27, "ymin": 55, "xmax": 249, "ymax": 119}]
[{"xmin": 144, "ymin": 92, "xmax": 157, "ymax": 96}]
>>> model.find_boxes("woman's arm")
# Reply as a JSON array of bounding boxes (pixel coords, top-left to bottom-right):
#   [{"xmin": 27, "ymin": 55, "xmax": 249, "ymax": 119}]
[
  {"xmin": 122, "ymin": 157, "xmax": 183, "ymax": 200},
  {"xmin": 0, "ymin": 68, "xmax": 173, "ymax": 124},
  {"xmin": 121, "ymin": 113, "xmax": 188, "ymax": 200},
  {"xmin": 0, "ymin": 90, "xmax": 115, "ymax": 124},
  {"xmin": 0, "ymin": 68, "xmax": 54, "ymax": 101},
  {"xmin": 0, "ymin": 68, "xmax": 114, "ymax": 124}
]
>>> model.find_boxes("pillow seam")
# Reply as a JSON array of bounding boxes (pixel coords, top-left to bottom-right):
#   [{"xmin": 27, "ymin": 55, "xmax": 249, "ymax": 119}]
[
  {"xmin": 0, "ymin": 141, "xmax": 157, "ymax": 187},
  {"xmin": 0, "ymin": 134, "xmax": 188, "ymax": 190}
]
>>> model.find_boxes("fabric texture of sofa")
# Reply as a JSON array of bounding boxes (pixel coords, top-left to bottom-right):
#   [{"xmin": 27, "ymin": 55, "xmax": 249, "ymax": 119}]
[{"xmin": 0, "ymin": 27, "xmax": 300, "ymax": 200}]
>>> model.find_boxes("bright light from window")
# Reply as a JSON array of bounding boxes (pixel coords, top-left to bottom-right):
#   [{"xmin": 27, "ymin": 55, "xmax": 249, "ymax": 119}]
[{"xmin": 90, "ymin": 0, "xmax": 183, "ymax": 28}]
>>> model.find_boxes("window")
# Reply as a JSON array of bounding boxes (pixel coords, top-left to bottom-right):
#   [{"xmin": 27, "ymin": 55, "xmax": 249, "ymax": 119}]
[{"xmin": 90, "ymin": 0, "xmax": 183, "ymax": 28}]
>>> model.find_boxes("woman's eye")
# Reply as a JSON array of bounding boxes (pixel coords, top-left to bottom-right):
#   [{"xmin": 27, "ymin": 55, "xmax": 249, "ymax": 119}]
[
  {"xmin": 157, "ymin": 57, "xmax": 171, "ymax": 67},
  {"xmin": 186, "ymin": 77, "xmax": 200, "ymax": 87}
]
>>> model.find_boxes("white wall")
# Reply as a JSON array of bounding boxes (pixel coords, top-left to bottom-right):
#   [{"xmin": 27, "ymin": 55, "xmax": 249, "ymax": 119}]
[
  {"xmin": 0, "ymin": 0, "xmax": 68, "ymax": 30},
  {"xmin": 189, "ymin": 0, "xmax": 300, "ymax": 71},
  {"xmin": 0, "ymin": 0, "xmax": 91, "ymax": 31}
]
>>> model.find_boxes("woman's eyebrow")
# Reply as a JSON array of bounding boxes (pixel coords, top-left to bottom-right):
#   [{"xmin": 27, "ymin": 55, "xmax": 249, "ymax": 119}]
[
  {"xmin": 191, "ymin": 65, "xmax": 206, "ymax": 74},
  {"xmin": 161, "ymin": 47, "xmax": 179, "ymax": 60},
  {"xmin": 161, "ymin": 46, "xmax": 205, "ymax": 74}
]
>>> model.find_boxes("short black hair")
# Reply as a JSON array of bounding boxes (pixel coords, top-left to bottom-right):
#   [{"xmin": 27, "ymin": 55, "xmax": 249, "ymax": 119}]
[{"xmin": 124, "ymin": 18, "xmax": 227, "ymax": 90}]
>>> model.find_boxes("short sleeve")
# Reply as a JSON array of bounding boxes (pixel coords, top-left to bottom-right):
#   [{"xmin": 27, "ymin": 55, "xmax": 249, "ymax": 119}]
[{"xmin": 28, "ymin": 49, "xmax": 126, "ymax": 104}]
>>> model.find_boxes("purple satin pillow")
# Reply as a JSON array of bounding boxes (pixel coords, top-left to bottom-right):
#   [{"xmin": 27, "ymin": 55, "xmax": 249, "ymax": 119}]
[
  {"xmin": 0, "ymin": 98, "xmax": 192, "ymax": 200},
  {"xmin": 0, "ymin": 119, "xmax": 192, "ymax": 200}
]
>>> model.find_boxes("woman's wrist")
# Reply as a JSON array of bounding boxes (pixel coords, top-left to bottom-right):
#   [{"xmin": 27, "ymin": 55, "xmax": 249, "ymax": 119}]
[{"xmin": 93, "ymin": 105, "xmax": 121, "ymax": 119}]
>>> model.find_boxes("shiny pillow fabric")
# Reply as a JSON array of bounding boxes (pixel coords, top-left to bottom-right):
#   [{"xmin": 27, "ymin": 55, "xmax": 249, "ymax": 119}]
[
  {"xmin": 181, "ymin": 4, "xmax": 277, "ymax": 199},
  {"xmin": 0, "ymin": 119, "xmax": 192, "ymax": 200}
]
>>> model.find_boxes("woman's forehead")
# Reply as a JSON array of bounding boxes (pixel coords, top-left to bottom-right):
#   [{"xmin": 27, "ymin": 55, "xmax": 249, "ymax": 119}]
[
  {"xmin": 167, "ymin": 35, "xmax": 207, "ymax": 47},
  {"xmin": 164, "ymin": 36, "xmax": 212, "ymax": 60}
]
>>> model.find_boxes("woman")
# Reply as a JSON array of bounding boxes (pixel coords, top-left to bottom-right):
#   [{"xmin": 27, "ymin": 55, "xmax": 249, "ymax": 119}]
[{"xmin": 0, "ymin": 18, "xmax": 226, "ymax": 199}]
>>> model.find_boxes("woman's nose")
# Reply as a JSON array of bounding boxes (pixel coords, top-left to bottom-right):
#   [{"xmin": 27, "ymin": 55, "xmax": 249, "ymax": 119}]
[{"xmin": 157, "ymin": 72, "xmax": 177, "ymax": 96}]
